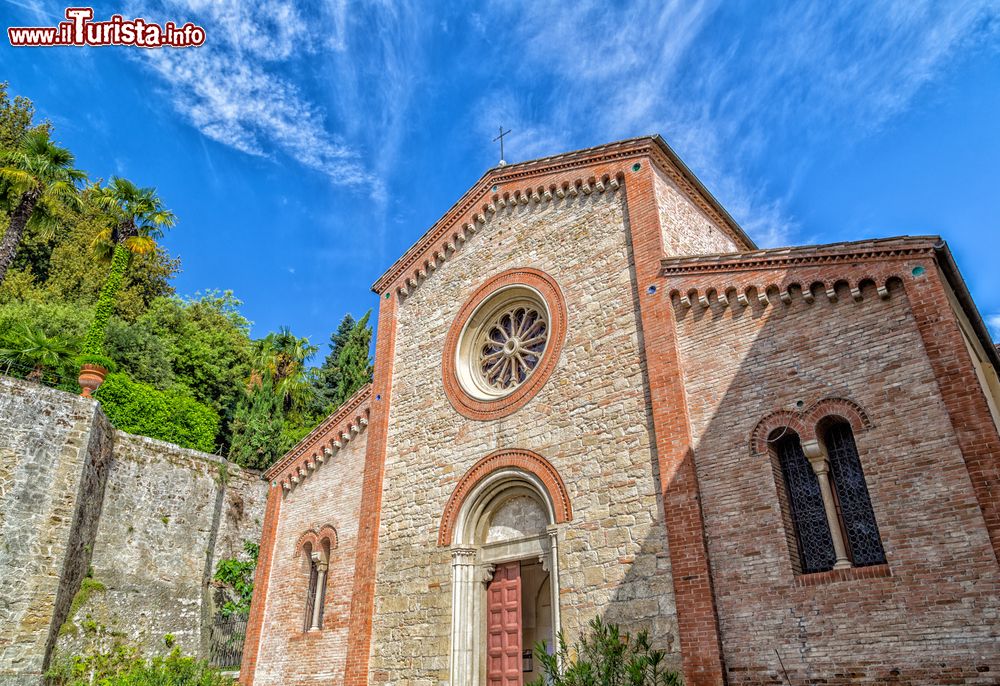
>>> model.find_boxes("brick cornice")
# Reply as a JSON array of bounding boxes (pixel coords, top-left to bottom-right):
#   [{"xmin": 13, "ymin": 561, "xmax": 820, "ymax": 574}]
[
  {"xmin": 264, "ymin": 383, "xmax": 372, "ymax": 488},
  {"xmin": 371, "ymin": 135, "xmax": 754, "ymax": 298},
  {"xmin": 660, "ymin": 236, "xmax": 939, "ymax": 276}
]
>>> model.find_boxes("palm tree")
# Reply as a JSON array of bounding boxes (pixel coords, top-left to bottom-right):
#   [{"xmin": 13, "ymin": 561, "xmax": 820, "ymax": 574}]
[
  {"xmin": 0, "ymin": 324, "xmax": 78, "ymax": 382},
  {"xmin": 249, "ymin": 327, "xmax": 319, "ymax": 411},
  {"xmin": 83, "ymin": 177, "xmax": 175, "ymax": 357},
  {"xmin": 0, "ymin": 130, "xmax": 86, "ymax": 285}
]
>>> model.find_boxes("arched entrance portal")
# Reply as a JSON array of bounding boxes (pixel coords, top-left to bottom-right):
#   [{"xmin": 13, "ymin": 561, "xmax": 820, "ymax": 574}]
[{"xmin": 441, "ymin": 450, "xmax": 571, "ymax": 686}]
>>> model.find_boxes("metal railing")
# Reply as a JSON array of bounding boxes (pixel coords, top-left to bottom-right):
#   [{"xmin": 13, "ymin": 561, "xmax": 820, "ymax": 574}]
[{"xmin": 208, "ymin": 614, "xmax": 248, "ymax": 670}]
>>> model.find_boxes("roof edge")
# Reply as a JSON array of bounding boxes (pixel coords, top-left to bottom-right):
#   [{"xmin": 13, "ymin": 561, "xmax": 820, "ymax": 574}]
[
  {"xmin": 934, "ymin": 240, "xmax": 1000, "ymax": 374},
  {"xmin": 660, "ymin": 235, "xmax": 942, "ymax": 275},
  {"xmin": 371, "ymin": 135, "xmax": 755, "ymax": 294},
  {"xmin": 264, "ymin": 383, "xmax": 373, "ymax": 480}
]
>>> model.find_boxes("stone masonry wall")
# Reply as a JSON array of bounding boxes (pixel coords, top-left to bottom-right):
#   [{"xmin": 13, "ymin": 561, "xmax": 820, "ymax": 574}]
[
  {"xmin": 252, "ymin": 430, "xmax": 367, "ymax": 686},
  {"xmin": 56, "ymin": 432, "xmax": 267, "ymax": 660},
  {"xmin": 0, "ymin": 378, "xmax": 110, "ymax": 686},
  {"xmin": 0, "ymin": 376, "xmax": 267, "ymax": 683},
  {"xmin": 672, "ymin": 274, "xmax": 1000, "ymax": 684},
  {"xmin": 367, "ymin": 172, "xmax": 740, "ymax": 684}
]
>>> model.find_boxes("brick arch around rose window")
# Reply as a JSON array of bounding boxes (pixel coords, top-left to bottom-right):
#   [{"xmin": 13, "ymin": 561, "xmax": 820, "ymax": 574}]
[{"xmin": 438, "ymin": 448, "xmax": 573, "ymax": 546}]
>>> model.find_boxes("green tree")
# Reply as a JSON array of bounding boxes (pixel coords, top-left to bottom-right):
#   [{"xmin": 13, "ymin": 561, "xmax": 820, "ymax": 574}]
[
  {"xmin": 0, "ymin": 82, "xmax": 46, "ymax": 150},
  {"xmin": 315, "ymin": 313, "xmax": 355, "ymax": 406},
  {"xmin": 228, "ymin": 379, "xmax": 286, "ymax": 470},
  {"xmin": 84, "ymin": 177, "xmax": 175, "ymax": 358},
  {"xmin": 0, "ymin": 130, "xmax": 85, "ymax": 285},
  {"xmin": 0, "ymin": 323, "xmax": 78, "ymax": 382},
  {"xmin": 331, "ymin": 310, "xmax": 373, "ymax": 407}
]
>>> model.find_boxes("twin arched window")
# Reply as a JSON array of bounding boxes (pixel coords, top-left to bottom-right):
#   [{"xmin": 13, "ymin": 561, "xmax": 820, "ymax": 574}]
[
  {"xmin": 773, "ymin": 420, "xmax": 885, "ymax": 574},
  {"xmin": 296, "ymin": 526, "xmax": 337, "ymax": 632}
]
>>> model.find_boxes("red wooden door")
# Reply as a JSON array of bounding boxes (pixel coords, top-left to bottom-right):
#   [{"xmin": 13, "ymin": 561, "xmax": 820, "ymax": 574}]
[{"xmin": 486, "ymin": 561, "xmax": 522, "ymax": 686}]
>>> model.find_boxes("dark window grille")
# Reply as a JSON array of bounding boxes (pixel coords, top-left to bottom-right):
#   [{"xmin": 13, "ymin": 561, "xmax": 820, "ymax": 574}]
[
  {"xmin": 208, "ymin": 614, "xmax": 248, "ymax": 669},
  {"xmin": 303, "ymin": 564, "xmax": 318, "ymax": 632},
  {"xmin": 777, "ymin": 434, "xmax": 836, "ymax": 573},
  {"xmin": 825, "ymin": 423, "xmax": 886, "ymax": 567}
]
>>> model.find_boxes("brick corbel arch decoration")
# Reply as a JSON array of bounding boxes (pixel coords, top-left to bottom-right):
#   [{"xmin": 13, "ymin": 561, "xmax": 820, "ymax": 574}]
[
  {"xmin": 438, "ymin": 448, "xmax": 573, "ymax": 546},
  {"xmin": 749, "ymin": 397, "xmax": 874, "ymax": 455},
  {"xmin": 294, "ymin": 524, "xmax": 339, "ymax": 558}
]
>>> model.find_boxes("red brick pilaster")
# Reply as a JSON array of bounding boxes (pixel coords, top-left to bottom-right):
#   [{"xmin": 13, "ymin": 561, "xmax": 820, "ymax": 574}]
[
  {"xmin": 909, "ymin": 262, "xmax": 1000, "ymax": 562},
  {"xmin": 240, "ymin": 483, "xmax": 282, "ymax": 685},
  {"xmin": 344, "ymin": 291, "xmax": 399, "ymax": 686},
  {"xmin": 623, "ymin": 161, "xmax": 727, "ymax": 685}
]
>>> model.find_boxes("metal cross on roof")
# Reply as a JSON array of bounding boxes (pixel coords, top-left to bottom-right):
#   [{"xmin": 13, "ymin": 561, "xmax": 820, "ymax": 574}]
[{"xmin": 493, "ymin": 126, "xmax": 511, "ymax": 166}]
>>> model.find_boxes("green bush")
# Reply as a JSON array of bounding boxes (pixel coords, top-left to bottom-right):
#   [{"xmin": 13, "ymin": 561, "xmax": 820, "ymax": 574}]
[
  {"xmin": 530, "ymin": 617, "xmax": 683, "ymax": 686},
  {"xmin": 47, "ymin": 646, "xmax": 231, "ymax": 686},
  {"xmin": 96, "ymin": 373, "xmax": 220, "ymax": 453}
]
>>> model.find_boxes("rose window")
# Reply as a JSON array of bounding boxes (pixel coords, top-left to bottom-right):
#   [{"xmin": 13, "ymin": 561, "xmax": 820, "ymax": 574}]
[
  {"xmin": 454, "ymin": 284, "xmax": 552, "ymax": 401},
  {"xmin": 478, "ymin": 305, "xmax": 548, "ymax": 391}
]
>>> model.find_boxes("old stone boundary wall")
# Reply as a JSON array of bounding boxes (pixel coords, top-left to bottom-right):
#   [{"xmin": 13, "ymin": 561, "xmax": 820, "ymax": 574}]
[{"xmin": 0, "ymin": 376, "xmax": 268, "ymax": 685}]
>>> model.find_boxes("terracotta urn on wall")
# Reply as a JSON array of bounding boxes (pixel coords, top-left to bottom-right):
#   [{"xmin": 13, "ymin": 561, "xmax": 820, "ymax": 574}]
[{"xmin": 78, "ymin": 364, "xmax": 108, "ymax": 398}]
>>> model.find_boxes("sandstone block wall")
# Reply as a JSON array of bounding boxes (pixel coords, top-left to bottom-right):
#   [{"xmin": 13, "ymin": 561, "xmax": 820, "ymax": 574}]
[
  {"xmin": 0, "ymin": 378, "xmax": 111, "ymax": 686},
  {"xmin": 57, "ymin": 432, "xmax": 267, "ymax": 659},
  {"xmin": 252, "ymin": 430, "xmax": 367, "ymax": 686},
  {"xmin": 672, "ymin": 274, "xmax": 1000, "ymax": 684},
  {"xmin": 0, "ymin": 376, "xmax": 268, "ymax": 684},
  {"xmin": 367, "ymin": 172, "xmax": 739, "ymax": 684}
]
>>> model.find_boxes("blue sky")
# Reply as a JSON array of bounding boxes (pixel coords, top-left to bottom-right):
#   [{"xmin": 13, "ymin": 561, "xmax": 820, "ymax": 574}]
[{"xmin": 2, "ymin": 1, "xmax": 999, "ymax": 347}]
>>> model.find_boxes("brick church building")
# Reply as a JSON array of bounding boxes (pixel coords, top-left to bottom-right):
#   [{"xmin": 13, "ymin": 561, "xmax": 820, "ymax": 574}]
[{"xmin": 239, "ymin": 137, "xmax": 1000, "ymax": 685}]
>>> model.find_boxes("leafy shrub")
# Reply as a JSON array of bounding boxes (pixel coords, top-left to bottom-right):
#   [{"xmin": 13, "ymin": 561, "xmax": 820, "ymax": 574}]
[
  {"xmin": 530, "ymin": 617, "xmax": 683, "ymax": 686},
  {"xmin": 77, "ymin": 353, "xmax": 116, "ymax": 371},
  {"xmin": 96, "ymin": 373, "xmax": 220, "ymax": 453},
  {"xmin": 213, "ymin": 540, "xmax": 259, "ymax": 617},
  {"xmin": 47, "ymin": 646, "xmax": 230, "ymax": 686}
]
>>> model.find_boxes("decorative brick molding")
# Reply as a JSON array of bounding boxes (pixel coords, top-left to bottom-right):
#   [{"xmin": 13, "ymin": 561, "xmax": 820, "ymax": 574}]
[
  {"xmin": 371, "ymin": 136, "xmax": 754, "ymax": 301},
  {"xmin": 264, "ymin": 384, "xmax": 371, "ymax": 493},
  {"xmin": 749, "ymin": 397, "xmax": 874, "ymax": 456},
  {"xmin": 794, "ymin": 563, "xmax": 892, "ymax": 587},
  {"xmin": 294, "ymin": 525, "xmax": 339, "ymax": 557},
  {"xmin": 438, "ymin": 448, "xmax": 573, "ymax": 546},
  {"xmin": 660, "ymin": 235, "xmax": 938, "ymax": 276},
  {"xmin": 442, "ymin": 268, "xmax": 567, "ymax": 421}
]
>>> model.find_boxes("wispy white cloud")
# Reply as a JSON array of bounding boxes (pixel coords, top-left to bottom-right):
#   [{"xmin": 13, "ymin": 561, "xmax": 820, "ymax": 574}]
[
  {"xmin": 123, "ymin": 0, "xmax": 422, "ymax": 196},
  {"xmin": 987, "ymin": 314, "xmax": 1000, "ymax": 341},
  {"xmin": 479, "ymin": 0, "xmax": 999, "ymax": 248}
]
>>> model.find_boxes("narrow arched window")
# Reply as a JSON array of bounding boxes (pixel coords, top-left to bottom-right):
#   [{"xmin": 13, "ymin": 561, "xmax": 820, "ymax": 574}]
[
  {"xmin": 824, "ymin": 422, "xmax": 886, "ymax": 567},
  {"xmin": 775, "ymin": 432, "xmax": 837, "ymax": 573},
  {"xmin": 302, "ymin": 545, "xmax": 328, "ymax": 632}
]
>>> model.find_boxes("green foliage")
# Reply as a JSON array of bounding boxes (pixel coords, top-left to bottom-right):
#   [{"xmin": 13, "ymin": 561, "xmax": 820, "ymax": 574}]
[
  {"xmin": 330, "ymin": 310, "xmax": 374, "ymax": 407},
  {"xmin": 227, "ymin": 379, "xmax": 286, "ymax": 469},
  {"xmin": 59, "ymin": 575, "xmax": 106, "ymax": 638},
  {"xmin": 0, "ymin": 323, "xmax": 78, "ymax": 381},
  {"xmin": 84, "ymin": 243, "xmax": 129, "ymax": 354},
  {"xmin": 315, "ymin": 313, "xmax": 356, "ymax": 406},
  {"xmin": 96, "ymin": 373, "xmax": 219, "ymax": 452},
  {"xmin": 530, "ymin": 617, "xmax": 683, "ymax": 686},
  {"xmin": 46, "ymin": 645, "xmax": 230, "ymax": 686},
  {"xmin": 213, "ymin": 540, "xmax": 259, "ymax": 617},
  {"xmin": 0, "ymin": 81, "xmax": 47, "ymax": 149}
]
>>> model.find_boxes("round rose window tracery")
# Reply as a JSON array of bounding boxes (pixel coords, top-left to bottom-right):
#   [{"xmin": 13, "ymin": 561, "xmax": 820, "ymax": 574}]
[
  {"xmin": 444, "ymin": 269, "xmax": 566, "ymax": 420},
  {"xmin": 478, "ymin": 302, "xmax": 548, "ymax": 392},
  {"xmin": 456, "ymin": 285, "xmax": 551, "ymax": 401}
]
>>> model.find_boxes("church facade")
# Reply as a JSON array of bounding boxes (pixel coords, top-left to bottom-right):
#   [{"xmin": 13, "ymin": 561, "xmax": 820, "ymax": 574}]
[{"xmin": 239, "ymin": 137, "xmax": 1000, "ymax": 686}]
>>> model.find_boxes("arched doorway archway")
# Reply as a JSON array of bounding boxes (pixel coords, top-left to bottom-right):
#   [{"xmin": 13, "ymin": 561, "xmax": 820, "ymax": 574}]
[{"xmin": 440, "ymin": 449, "xmax": 571, "ymax": 686}]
